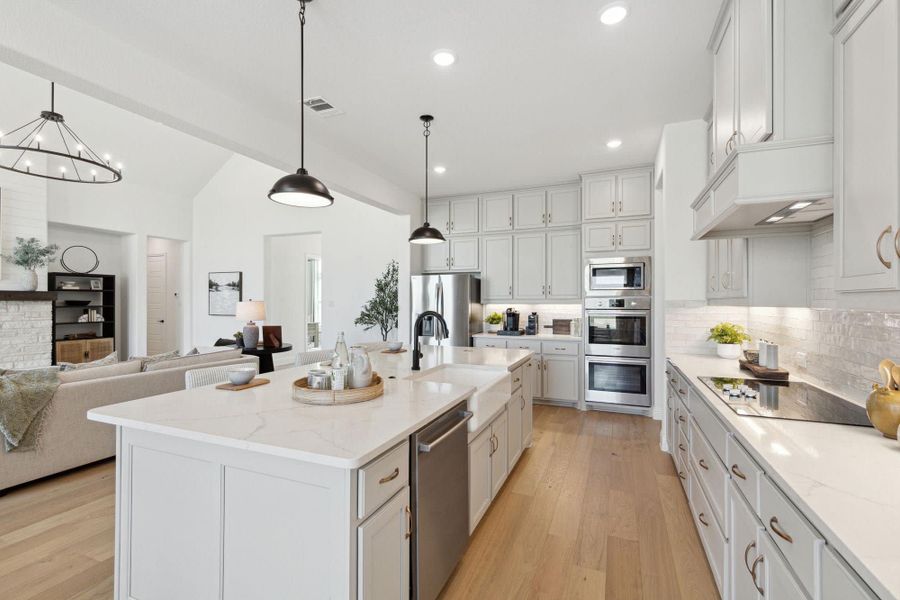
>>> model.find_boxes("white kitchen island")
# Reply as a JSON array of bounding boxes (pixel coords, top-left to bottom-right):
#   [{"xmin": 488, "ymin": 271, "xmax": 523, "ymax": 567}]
[{"xmin": 88, "ymin": 345, "xmax": 531, "ymax": 600}]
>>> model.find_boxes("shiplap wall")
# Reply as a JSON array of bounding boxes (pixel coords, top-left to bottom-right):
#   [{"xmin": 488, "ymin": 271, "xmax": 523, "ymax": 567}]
[{"xmin": 0, "ymin": 161, "xmax": 49, "ymax": 289}]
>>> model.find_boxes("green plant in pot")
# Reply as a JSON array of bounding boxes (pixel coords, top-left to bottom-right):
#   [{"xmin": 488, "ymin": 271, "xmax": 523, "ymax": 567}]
[
  {"xmin": 354, "ymin": 260, "xmax": 399, "ymax": 341},
  {"xmin": 707, "ymin": 322, "xmax": 751, "ymax": 359},
  {"xmin": 1, "ymin": 237, "xmax": 58, "ymax": 291},
  {"xmin": 484, "ymin": 311, "xmax": 503, "ymax": 332}
]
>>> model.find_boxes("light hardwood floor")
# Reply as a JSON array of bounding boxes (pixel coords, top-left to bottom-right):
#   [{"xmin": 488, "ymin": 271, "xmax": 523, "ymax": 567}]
[{"xmin": 0, "ymin": 405, "xmax": 717, "ymax": 600}]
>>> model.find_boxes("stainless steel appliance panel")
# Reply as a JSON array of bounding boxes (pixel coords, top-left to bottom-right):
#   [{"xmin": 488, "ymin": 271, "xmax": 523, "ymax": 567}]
[
  {"xmin": 584, "ymin": 256, "xmax": 651, "ymax": 297},
  {"xmin": 585, "ymin": 356, "xmax": 651, "ymax": 407},
  {"xmin": 411, "ymin": 274, "xmax": 482, "ymax": 347},
  {"xmin": 411, "ymin": 401, "xmax": 472, "ymax": 600}
]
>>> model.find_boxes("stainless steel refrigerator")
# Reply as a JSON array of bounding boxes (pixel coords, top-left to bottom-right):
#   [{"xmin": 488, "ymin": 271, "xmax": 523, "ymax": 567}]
[{"xmin": 411, "ymin": 274, "xmax": 482, "ymax": 347}]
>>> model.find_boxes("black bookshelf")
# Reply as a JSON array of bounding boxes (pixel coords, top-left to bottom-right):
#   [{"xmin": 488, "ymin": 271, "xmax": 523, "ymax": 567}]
[{"xmin": 48, "ymin": 272, "xmax": 116, "ymax": 364}]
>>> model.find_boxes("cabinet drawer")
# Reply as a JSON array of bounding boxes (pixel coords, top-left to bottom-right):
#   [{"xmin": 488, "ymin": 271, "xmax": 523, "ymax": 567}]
[
  {"xmin": 358, "ymin": 441, "xmax": 409, "ymax": 520},
  {"xmin": 689, "ymin": 389, "xmax": 727, "ymax": 464},
  {"xmin": 541, "ymin": 341, "xmax": 579, "ymax": 355},
  {"xmin": 820, "ymin": 544, "xmax": 877, "ymax": 600},
  {"xmin": 689, "ymin": 463, "xmax": 727, "ymax": 596},
  {"xmin": 474, "ymin": 338, "xmax": 506, "ymax": 349},
  {"xmin": 727, "ymin": 434, "xmax": 763, "ymax": 510},
  {"xmin": 673, "ymin": 372, "xmax": 690, "ymax": 407},
  {"xmin": 506, "ymin": 339, "xmax": 541, "ymax": 353},
  {"xmin": 510, "ymin": 365, "xmax": 524, "ymax": 391},
  {"xmin": 676, "ymin": 393, "xmax": 690, "ymax": 442},
  {"xmin": 689, "ymin": 419, "xmax": 727, "ymax": 528},
  {"xmin": 759, "ymin": 474, "xmax": 824, "ymax": 595}
]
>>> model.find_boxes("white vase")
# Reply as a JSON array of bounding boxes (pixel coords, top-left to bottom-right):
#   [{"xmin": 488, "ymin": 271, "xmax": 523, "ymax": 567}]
[
  {"xmin": 716, "ymin": 343, "xmax": 742, "ymax": 359},
  {"xmin": 486, "ymin": 323, "xmax": 500, "ymax": 333},
  {"xmin": 23, "ymin": 270, "xmax": 38, "ymax": 291}
]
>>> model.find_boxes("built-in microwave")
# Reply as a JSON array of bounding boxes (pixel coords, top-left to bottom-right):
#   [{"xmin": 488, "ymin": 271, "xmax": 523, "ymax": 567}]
[{"xmin": 584, "ymin": 256, "xmax": 650, "ymax": 297}]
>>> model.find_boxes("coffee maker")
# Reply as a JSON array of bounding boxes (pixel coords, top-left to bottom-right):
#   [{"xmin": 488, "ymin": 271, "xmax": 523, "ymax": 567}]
[
  {"xmin": 498, "ymin": 308, "xmax": 523, "ymax": 336},
  {"xmin": 526, "ymin": 312, "xmax": 539, "ymax": 335}
]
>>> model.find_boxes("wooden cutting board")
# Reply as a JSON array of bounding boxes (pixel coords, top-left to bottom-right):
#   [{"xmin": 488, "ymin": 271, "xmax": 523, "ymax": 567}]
[
  {"xmin": 216, "ymin": 378, "xmax": 270, "ymax": 391},
  {"xmin": 738, "ymin": 360, "xmax": 789, "ymax": 381}
]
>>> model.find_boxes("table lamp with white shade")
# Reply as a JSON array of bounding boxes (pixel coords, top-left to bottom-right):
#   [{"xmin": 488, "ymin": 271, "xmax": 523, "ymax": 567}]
[{"xmin": 236, "ymin": 300, "xmax": 266, "ymax": 349}]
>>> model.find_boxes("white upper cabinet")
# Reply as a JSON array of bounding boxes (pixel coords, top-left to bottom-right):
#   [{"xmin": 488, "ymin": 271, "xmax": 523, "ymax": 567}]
[
  {"xmin": 617, "ymin": 171, "xmax": 653, "ymax": 218},
  {"xmin": 546, "ymin": 230, "xmax": 581, "ymax": 299},
  {"xmin": 713, "ymin": 5, "xmax": 736, "ymax": 168},
  {"xmin": 481, "ymin": 235, "xmax": 513, "ymax": 300},
  {"xmin": 513, "ymin": 190, "xmax": 547, "ymax": 230},
  {"xmin": 834, "ymin": 0, "xmax": 900, "ymax": 292},
  {"xmin": 450, "ymin": 197, "xmax": 479, "ymax": 234},
  {"xmin": 582, "ymin": 173, "xmax": 617, "ymax": 220},
  {"xmin": 737, "ymin": 0, "xmax": 773, "ymax": 145},
  {"xmin": 423, "ymin": 242, "xmax": 449, "ymax": 272},
  {"xmin": 429, "ymin": 201, "xmax": 450, "ymax": 237},
  {"xmin": 582, "ymin": 168, "xmax": 653, "ymax": 221},
  {"xmin": 449, "ymin": 237, "xmax": 479, "ymax": 271},
  {"xmin": 513, "ymin": 233, "xmax": 547, "ymax": 299},
  {"xmin": 546, "ymin": 184, "xmax": 581, "ymax": 227},
  {"xmin": 583, "ymin": 220, "xmax": 651, "ymax": 253},
  {"xmin": 481, "ymin": 193, "xmax": 513, "ymax": 233},
  {"xmin": 617, "ymin": 220, "xmax": 652, "ymax": 251},
  {"xmin": 583, "ymin": 222, "xmax": 617, "ymax": 252}
]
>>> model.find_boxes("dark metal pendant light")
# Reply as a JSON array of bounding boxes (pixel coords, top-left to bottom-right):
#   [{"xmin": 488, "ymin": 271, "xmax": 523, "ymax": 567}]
[
  {"xmin": 409, "ymin": 115, "xmax": 447, "ymax": 245},
  {"xmin": 268, "ymin": 0, "xmax": 334, "ymax": 208},
  {"xmin": 0, "ymin": 82, "xmax": 123, "ymax": 184}
]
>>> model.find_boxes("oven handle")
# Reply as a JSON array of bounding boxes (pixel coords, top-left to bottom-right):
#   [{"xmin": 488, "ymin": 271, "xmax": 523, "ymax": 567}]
[
  {"xmin": 584, "ymin": 309, "xmax": 651, "ymax": 318},
  {"xmin": 585, "ymin": 356, "xmax": 651, "ymax": 367}
]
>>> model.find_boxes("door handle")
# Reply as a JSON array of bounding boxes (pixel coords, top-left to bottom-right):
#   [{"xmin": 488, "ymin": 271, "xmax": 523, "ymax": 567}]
[
  {"xmin": 876, "ymin": 225, "xmax": 892, "ymax": 269},
  {"xmin": 379, "ymin": 467, "xmax": 400, "ymax": 484},
  {"xmin": 158, "ymin": 320, "xmax": 165, "ymax": 323},
  {"xmin": 769, "ymin": 516, "xmax": 794, "ymax": 543},
  {"xmin": 405, "ymin": 505, "xmax": 413, "ymax": 539},
  {"xmin": 418, "ymin": 411, "xmax": 473, "ymax": 453},
  {"xmin": 894, "ymin": 227, "xmax": 900, "ymax": 259}
]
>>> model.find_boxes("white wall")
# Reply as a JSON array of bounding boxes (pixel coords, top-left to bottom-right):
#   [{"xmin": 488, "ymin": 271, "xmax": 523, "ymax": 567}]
[
  {"xmin": 192, "ymin": 155, "xmax": 411, "ymax": 352},
  {"xmin": 0, "ymin": 164, "xmax": 48, "ymax": 290}
]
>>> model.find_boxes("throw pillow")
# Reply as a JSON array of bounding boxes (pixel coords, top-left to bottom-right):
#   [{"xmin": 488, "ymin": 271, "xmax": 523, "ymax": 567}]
[
  {"xmin": 145, "ymin": 348, "xmax": 243, "ymax": 372},
  {"xmin": 58, "ymin": 352, "xmax": 118, "ymax": 372},
  {"xmin": 57, "ymin": 360, "xmax": 142, "ymax": 384},
  {"xmin": 129, "ymin": 350, "xmax": 180, "ymax": 372}
]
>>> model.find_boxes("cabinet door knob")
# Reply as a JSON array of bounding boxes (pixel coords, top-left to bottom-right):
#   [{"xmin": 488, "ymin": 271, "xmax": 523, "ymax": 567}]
[{"xmin": 876, "ymin": 225, "xmax": 893, "ymax": 269}]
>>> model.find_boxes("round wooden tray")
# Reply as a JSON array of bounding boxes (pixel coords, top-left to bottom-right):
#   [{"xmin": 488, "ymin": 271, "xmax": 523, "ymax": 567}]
[{"xmin": 292, "ymin": 373, "xmax": 384, "ymax": 406}]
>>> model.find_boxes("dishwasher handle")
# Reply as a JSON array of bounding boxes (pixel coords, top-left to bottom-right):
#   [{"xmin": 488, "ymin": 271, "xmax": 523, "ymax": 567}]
[{"xmin": 417, "ymin": 411, "xmax": 473, "ymax": 453}]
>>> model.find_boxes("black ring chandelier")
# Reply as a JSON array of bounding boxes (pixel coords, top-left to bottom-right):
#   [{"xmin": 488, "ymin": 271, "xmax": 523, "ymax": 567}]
[{"xmin": 0, "ymin": 82, "xmax": 123, "ymax": 184}]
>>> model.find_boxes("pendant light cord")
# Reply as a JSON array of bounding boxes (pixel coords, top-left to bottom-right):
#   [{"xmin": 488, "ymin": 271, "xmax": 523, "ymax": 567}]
[
  {"xmin": 298, "ymin": 1, "xmax": 307, "ymax": 170},
  {"xmin": 423, "ymin": 119, "xmax": 431, "ymax": 223}
]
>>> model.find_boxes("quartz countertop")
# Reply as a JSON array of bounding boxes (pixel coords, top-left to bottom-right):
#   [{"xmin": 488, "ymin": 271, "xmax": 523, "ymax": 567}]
[
  {"xmin": 88, "ymin": 345, "xmax": 531, "ymax": 470},
  {"xmin": 473, "ymin": 332, "xmax": 582, "ymax": 342},
  {"xmin": 668, "ymin": 353, "xmax": 900, "ymax": 600}
]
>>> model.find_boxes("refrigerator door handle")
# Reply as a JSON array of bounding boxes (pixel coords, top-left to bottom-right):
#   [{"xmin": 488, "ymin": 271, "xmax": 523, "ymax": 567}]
[{"xmin": 436, "ymin": 279, "xmax": 446, "ymax": 344}]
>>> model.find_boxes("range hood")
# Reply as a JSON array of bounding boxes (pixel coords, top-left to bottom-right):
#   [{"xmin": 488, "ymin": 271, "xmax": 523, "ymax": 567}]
[{"xmin": 691, "ymin": 136, "xmax": 833, "ymax": 240}]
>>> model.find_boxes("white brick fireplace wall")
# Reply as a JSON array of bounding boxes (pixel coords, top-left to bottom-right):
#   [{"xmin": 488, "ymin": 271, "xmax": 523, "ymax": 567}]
[{"xmin": 0, "ymin": 300, "xmax": 53, "ymax": 369}]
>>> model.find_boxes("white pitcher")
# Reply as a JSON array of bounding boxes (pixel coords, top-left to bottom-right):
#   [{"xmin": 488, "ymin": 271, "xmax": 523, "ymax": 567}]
[{"xmin": 348, "ymin": 346, "xmax": 373, "ymax": 389}]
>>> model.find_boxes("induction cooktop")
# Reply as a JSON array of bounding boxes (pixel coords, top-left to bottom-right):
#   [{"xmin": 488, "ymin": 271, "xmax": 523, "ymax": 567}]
[{"xmin": 698, "ymin": 377, "xmax": 872, "ymax": 427}]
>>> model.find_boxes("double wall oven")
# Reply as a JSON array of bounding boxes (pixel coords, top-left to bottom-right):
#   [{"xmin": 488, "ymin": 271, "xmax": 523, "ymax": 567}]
[{"xmin": 584, "ymin": 257, "xmax": 652, "ymax": 409}]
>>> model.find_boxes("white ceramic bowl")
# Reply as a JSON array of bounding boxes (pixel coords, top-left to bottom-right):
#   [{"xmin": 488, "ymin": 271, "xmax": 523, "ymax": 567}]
[
  {"xmin": 227, "ymin": 367, "xmax": 257, "ymax": 386},
  {"xmin": 387, "ymin": 341, "xmax": 403, "ymax": 351}
]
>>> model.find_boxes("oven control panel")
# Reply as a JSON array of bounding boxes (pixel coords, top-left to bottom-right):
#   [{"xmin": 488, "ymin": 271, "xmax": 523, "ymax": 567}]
[{"xmin": 584, "ymin": 296, "xmax": 651, "ymax": 310}]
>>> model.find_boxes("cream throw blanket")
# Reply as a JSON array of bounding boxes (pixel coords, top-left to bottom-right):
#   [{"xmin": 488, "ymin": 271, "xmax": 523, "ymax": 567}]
[{"xmin": 0, "ymin": 368, "xmax": 60, "ymax": 452}]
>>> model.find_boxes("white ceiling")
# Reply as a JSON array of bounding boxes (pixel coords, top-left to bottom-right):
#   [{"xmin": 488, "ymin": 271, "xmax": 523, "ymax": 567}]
[{"xmin": 44, "ymin": 0, "xmax": 718, "ymax": 197}]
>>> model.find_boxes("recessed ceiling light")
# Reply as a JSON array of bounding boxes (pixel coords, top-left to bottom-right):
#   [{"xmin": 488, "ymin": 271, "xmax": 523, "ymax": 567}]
[
  {"xmin": 599, "ymin": 2, "xmax": 628, "ymax": 25},
  {"xmin": 606, "ymin": 139, "xmax": 623, "ymax": 149},
  {"xmin": 788, "ymin": 201, "xmax": 813, "ymax": 210},
  {"xmin": 432, "ymin": 50, "xmax": 456, "ymax": 67},
  {"xmin": 766, "ymin": 216, "xmax": 784, "ymax": 223},
  {"xmin": 433, "ymin": 165, "xmax": 447, "ymax": 174}
]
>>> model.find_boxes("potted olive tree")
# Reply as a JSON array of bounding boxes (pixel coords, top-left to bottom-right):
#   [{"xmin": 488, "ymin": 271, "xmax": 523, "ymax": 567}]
[
  {"xmin": 2, "ymin": 237, "xmax": 58, "ymax": 291},
  {"xmin": 354, "ymin": 260, "xmax": 399, "ymax": 341},
  {"xmin": 708, "ymin": 322, "xmax": 751, "ymax": 359}
]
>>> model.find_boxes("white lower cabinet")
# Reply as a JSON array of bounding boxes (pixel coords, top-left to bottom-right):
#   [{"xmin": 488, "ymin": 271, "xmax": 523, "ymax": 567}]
[
  {"xmin": 522, "ymin": 360, "xmax": 535, "ymax": 447},
  {"xmin": 819, "ymin": 544, "xmax": 878, "ymax": 600},
  {"xmin": 708, "ymin": 237, "xmax": 747, "ymax": 300},
  {"xmin": 507, "ymin": 389, "xmax": 524, "ymax": 468},
  {"xmin": 490, "ymin": 409, "xmax": 509, "ymax": 497},
  {"xmin": 729, "ymin": 480, "xmax": 765, "ymax": 600},
  {"xmin": 757, "ymin": 533, "xmax": 809, "ymax": 600},
  {"xmin": 357, "ymin": 487, "xmax": 410, "ymax": 600},
  {"xmin": 542, "ymin": 354, "xmax": 579, "ymax": 402},
  {"xmin": 690, "ymin": 464, "xmax": 727, "ymax": 596},
  {"xmin": 469, "ymin": 407, "xmax": 510, "ymax": 533}
]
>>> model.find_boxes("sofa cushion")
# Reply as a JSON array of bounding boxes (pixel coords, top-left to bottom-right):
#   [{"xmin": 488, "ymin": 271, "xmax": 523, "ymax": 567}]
[
  {"xmin": 145, "ymin": 348, "xmax": 243, "ymax": 372},
  {"xmin": 58, "ymin": 352, "xmax": 118, "ymax": 371},
  {"xmin": 129, "ymin": 350, "xmax": 180, "ymax": 371},
  {"xmin": 58, "ymin": 360, "xmax": 142, "ymax": 384}
]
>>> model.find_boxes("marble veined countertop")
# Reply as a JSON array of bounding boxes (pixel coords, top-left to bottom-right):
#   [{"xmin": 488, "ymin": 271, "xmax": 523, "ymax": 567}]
[
  {"xmin": 668, "ymin": 353, "xmax": 900, "ymax": 600},
  {"xmin": 88, "ymin": 345, "xmax": 531, "ymax": 469}
]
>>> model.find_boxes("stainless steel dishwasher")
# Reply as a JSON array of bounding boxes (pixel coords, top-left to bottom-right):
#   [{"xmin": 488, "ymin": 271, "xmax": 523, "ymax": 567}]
[{"xmin": 410, "ymin": 400, "xmax": 473, "ymax": 600}]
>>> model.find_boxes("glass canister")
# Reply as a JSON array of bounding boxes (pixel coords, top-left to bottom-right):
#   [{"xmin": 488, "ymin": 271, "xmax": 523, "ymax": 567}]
[{"xmin": 348, "ymin": 345, "xmax": 373, "ymax": 389}]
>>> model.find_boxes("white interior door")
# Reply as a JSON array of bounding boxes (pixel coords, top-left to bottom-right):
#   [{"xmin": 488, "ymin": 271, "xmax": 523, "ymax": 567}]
[{"xmin": 146, "ymin": 254, "xmax": 168, "ymax": 355}]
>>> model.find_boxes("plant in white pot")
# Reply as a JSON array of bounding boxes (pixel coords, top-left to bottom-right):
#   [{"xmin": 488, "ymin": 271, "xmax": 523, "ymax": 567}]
[
  {"xmin": 2, "ymin": 237, "xmax": 58, "ymax": 291},
  {"xmin": 484, "ymin": 311, "xmax": 503, "ymax": 333},
  {"xmin": 707, "ymin": 322, "xmax": 751, "ymax": 359}
]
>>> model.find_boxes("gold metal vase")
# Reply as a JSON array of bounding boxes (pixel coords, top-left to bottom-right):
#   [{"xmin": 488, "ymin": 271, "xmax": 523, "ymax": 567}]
[{"xmin": 865, "ymin": 384, "xmax": 900, "ymax": 439}]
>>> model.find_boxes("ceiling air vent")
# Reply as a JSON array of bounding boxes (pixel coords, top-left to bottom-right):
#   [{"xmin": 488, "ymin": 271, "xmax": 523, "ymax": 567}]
[{"xmin": 303, "ymin": 96, "xmax": 345, "ymax": 118}]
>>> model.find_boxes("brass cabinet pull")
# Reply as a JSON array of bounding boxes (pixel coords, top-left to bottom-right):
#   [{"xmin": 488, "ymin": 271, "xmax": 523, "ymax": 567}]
[
  {"xmin": 750, "ymin": 554, "xmax": 765, "ymax": 594},
  {"xmin": 678, "ymin": 415, "xmax": 686, "ymax": 423},
  {"xmin": 731, "ymin": 464, "xmax": 747, "ymax": 480},
  {"xmin": 895, "ymin": 227, "xmax": 900, "ymax": 259},
  {"xmin": 404, "ymin": 505, "xmax": 413, "ymax": 539},
  {"xmin": 548, "ymin": 212, "xmax": 552, "ymax": 223},
  {"xmin": 509, "ymin": 216, "xmax": 512, "ymax": 227},
  {"xmin": 769, "ymin": 516, "xmax": 793, "ymax": 543},
  {"xmin": 610, "ymin": 200, "xmax": 615, "ymax": 214},
  {"xmin": 618, "ymin": 200, "xmax": 623, "ymax": 212},
  {"xmin": 876, "ymin": 225, "xmax": 893, "ymax": 269},
  {"xmin": 451, "ymin": 220, "xmax": 455, "ymax": 230},
  {"xmin": 698, "ymin": 458, "xmax": 709, "ymax": 471},
  {"xmin": 678, "ymin": 443, "xmax": 686, "ymax": 452},
  {"xmin": 698, "ymin": 512, "xmax": 709, "ymax": 527},
  {"xmin": 670, "ymin": 378, "xmax": 677, "ymax": 384},
  {"xmin": 379, "ymin": 467, "xmax": 400, "ymax": 485},
  {"xmin": 678, "ymin": 389, "xmax": 686, "ymax": 395},
  {"xmin": 514, "ymin": 376, "xmax": 521, "ymax": 384},
  {"xmin": 677, "ymin": 471, "xmax": 686, "ymax": 481},
  {"xmin": 743, "ymin": 541, "xmax": 757, "ymax": 575}
]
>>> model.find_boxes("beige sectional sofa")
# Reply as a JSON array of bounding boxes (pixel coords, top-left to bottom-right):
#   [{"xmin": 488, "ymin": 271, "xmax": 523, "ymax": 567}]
[{"xmin": 0, "ymin": 351, "xmax": 258, "ymax": 491}]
